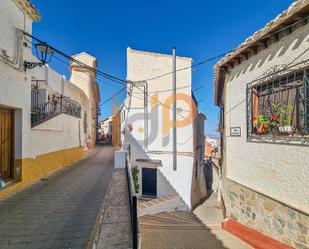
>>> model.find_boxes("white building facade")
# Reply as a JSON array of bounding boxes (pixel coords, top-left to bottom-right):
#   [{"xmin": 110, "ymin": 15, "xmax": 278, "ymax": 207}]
[
  {"xmin": 99, "ymin": 116, "xmax": 113, "ymax": 141},
  {"xmin": 123, "ymin": 48, "xmax": 207, "ymax": 210},
  {"xmin": 0, "ymin": 0, "xmax": 99, "ymax": 198},
  {"xmin": 214, "ymin": 1, "xmax": 309, "ymax": 248}
]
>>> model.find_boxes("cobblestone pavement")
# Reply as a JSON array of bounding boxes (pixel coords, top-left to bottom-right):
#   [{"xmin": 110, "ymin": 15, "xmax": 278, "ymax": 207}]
[
  {"xmin": 0, "ymin": 144, "xmax": 115, "ymax": 249},
  {"xmin": 95, "ymin": 169, "xmax": 132, "ymax": 249}
]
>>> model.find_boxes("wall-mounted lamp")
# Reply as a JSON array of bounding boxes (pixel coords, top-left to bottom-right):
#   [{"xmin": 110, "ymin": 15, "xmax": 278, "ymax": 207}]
[{"xmin": 24, "ymin": 42, "xmax": 54, "ymax": 71}]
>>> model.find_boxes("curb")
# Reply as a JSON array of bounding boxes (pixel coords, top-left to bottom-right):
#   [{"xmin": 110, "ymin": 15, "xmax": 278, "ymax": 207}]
[{"xmin": 86, "ymin": 170, "xmax": 115, "ymax": 249}]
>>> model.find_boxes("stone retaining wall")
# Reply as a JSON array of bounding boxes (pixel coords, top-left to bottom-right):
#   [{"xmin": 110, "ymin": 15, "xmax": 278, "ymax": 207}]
[{"xmin": 225, "ymin": 180, "xmax": 309, "ymax": 249}]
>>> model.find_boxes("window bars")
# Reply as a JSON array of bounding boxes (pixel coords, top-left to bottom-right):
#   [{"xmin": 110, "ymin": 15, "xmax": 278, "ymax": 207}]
[{"xmin": 247, "ymin": 67, "xmax": 309, "ymax": 140}]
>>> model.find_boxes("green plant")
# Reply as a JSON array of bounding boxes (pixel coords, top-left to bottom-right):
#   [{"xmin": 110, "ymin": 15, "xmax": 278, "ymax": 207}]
[
  {"xmin": 131, "ymin": 166, "xmax": 139, "ymax": 193},
  {"xmin": 271, "ymin": 103, "xmax": 292, "ymax": 126},
  {"xmin": 253, "ymin": 114, "xmax": 270, "ymax": 126}
]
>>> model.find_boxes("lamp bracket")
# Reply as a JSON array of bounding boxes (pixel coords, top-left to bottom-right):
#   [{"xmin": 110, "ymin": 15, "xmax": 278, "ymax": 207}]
[{"xmin": 24, "ymin": 61, "xmax": 44, "ymax": 71}]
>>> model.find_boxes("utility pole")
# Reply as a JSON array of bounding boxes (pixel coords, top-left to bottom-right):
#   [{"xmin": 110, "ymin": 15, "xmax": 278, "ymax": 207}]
[{"xmin": 172, "ymin": 47, "xmax": 177, "ymax": 171}]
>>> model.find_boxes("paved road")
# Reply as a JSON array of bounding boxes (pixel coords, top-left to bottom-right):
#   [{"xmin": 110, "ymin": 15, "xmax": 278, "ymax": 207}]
[
  {"xmin": 0, "ymin": 144, "xmax": 115, "ymax": 249},
  {"xmin": 194, "ymin": 165, "xmax": 252, "ymax": 249}
]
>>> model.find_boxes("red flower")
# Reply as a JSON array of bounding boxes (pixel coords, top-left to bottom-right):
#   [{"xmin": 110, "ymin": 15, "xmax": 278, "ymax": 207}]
[
  {"xmin": 253, "ymin": 116, "xmax": 257, "ymax": 121},
  {"xmin": 272, "ymin": 115, "xmax": 278, "ymax": 119}
]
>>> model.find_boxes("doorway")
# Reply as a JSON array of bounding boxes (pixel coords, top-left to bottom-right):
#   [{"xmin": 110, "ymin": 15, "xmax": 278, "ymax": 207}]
[
  {"xmin": 142, "ymin": 168, "xmax": 157, "ymax": 198},
  {"xmin": 0, "ymin": 107, "xmax": 14, "ymax": 180}
]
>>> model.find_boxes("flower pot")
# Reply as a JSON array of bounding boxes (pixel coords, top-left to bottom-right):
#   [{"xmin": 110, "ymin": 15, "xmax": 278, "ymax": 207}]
[
  {"xmin": 278, "ymin": 126, "xmax": 293, "ymax": 135},
  {"xmin": 255, "ymin": 124, "xmax": 269, "ymax": 134}
]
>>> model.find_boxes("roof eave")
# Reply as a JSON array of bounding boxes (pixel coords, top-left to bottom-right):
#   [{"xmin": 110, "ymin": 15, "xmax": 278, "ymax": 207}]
[
  {"xmin": 213, "ymin": 0, "xmax": 309, "ymax": 107},
  {"xmin": 15, "ymin": 0, "xmax": 41, "ymax": 22}
]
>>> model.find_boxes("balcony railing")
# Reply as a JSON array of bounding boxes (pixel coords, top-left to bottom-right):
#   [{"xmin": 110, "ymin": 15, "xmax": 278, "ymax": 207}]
[{"xmin": 31, "ymin": 96, "xmax": 81, "ymax": 127}]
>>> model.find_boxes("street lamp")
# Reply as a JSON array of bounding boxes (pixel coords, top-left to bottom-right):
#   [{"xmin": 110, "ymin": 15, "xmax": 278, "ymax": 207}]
[{"xmin": 24, "ymin": 42, "xmax": 54, "ymax": 71}]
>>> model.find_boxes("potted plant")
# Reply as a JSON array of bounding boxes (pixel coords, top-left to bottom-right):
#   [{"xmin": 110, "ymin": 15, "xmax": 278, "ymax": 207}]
[
  {"xmin": 253, "ymin": 115, "xmax": 270, "ymax": 134},
  {"xmin": 271, "ymin": 103, "xmax": 293, "ymax": 135}
]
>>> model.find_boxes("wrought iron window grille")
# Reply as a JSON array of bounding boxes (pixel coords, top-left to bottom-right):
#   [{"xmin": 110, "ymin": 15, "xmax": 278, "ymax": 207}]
[{"xmin": 246, "ymin": 67, "xmax": 309, "ymax": 143}]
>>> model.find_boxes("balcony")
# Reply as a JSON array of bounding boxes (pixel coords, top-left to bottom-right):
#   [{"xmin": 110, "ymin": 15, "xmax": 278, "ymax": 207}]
[{"xmin": 31, "ymin": 89, "xmax": 81, "ymax": 127}]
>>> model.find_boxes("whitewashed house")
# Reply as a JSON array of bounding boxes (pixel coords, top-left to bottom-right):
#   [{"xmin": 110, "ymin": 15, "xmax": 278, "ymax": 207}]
[
  {"xmin": 99, "ymin": 116, "xmax": 113, "ymax": 141},
  {"xmin": 214, "ymin": 1, "xmax": 309, "ymax": 248},
  {"xmin": 121, "ymin": 48, "xmax": 207, "ymax": 212},
  {"xmin": 0, "ymin": 0, "xmax": 99, "ymax": 197}
]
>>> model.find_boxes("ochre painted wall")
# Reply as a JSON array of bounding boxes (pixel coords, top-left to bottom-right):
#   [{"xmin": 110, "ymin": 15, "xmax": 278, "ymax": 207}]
[
  {"xmin": 0, "ymin": 147, "xmax": 83, "ymax": 198},
  {"xmin": 112, "ymin": 108, "xmax": 122, "ymax": 148}
]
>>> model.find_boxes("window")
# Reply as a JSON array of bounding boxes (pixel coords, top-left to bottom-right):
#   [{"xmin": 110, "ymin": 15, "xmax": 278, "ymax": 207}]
[{"xmin": 247, "ymin": 67, "xmax": 309, "ymax": 141}]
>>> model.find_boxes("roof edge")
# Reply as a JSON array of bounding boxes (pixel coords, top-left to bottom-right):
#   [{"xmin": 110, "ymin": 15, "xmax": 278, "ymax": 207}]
[
  {"xmin": 127, "ymin": 47, "xmax": 193, "ymax": 62},
  {"xmin": 213, "ymin": 0, "xmax": 309, "ymax": 106},
  {"xmin": 15, "ymin": 0, "xmax": 41, "ymax": 22}
]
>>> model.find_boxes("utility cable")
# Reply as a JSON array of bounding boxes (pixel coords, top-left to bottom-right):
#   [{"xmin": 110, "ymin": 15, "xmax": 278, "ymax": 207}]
[{"xmin": 24, "ymin": 15, "xmax": 309, "ymax": 89}]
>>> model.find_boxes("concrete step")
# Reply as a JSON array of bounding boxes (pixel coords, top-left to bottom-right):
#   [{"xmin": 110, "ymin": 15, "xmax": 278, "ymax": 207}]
[
  {"xmin": 152, "ymin": 211, "xmax": 197, "ymax": 224},
  {"xmin": 160, "ymin": 211, "xmax": 201, "ymax": 224},
  {"xmin": 137, "ymin": 195, "xmax": 187, "ymax": 217},
  {"xmin": 139, "ymin": 211, "xmax": 205, "ymax": 229},
  {"xmin": 139, "ymin": 214, "xmax": 193, "ymax": 225}
]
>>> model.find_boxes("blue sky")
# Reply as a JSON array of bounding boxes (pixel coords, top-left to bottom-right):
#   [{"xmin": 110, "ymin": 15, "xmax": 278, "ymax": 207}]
[{"xmin": 32, "ymin": 0, "xmax": 294, "ymax": 137}]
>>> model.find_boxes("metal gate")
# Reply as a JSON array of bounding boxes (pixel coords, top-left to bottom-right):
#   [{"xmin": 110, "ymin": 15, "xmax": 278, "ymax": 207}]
[{"xmin": 0, "ymin": 107, "xmax": 14, "ymax": 180}]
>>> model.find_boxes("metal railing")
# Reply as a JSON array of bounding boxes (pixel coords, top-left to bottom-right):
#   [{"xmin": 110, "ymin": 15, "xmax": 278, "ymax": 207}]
[
  {"xmin": 125, "ymin": 145, "xmax": 139, "ymax": 249},
  {"xmin": 247, "ymin": 67, "xmax": 309, "ymax": 139},
  {"xmin": 31, "ymin": 96, "xmax": 81, "ymax": 127},
  {"xmin": 31, "ymin": 87, "xmax": 39, "ymax": 109}
]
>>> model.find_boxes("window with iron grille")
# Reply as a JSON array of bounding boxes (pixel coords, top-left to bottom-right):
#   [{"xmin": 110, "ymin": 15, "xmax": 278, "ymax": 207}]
[{"xmin": 247, "ymin": 67, "xmax": 309, "ymax": 140}]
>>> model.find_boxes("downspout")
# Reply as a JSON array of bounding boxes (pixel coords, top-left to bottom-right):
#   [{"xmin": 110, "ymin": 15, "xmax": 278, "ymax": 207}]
[
  {"xmin": 144, "ymin": 81, "xmax": 149, "ymax": 152},
  {"xmin": 218, "ymin": 103, "xmax": 227, "ymax": 218}
]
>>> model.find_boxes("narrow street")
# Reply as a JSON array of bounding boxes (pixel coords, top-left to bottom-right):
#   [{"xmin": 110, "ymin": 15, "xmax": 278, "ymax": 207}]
[
  {"xmin": 1, "ymin": 1, "xmax": 309, "ymax": 249},
  {"xmin": 0, "ymin": 144, "xmax": 115, "ymax": 249}
]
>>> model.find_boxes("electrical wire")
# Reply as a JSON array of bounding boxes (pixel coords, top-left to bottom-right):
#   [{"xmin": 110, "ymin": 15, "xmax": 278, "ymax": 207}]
[
  {"xmin": 23, "ymin": 32, "xmax": 127, "ymax": 86},
  {"xmin": 99, "ymin": 87, "xmax": 126, "ymax": 106},
  {"xmin": 24, "ymin": 15, "xmax": 309, "ymax": 90},
  {"xmin": 139, "ymin": 15, "xmax": 309, "ymax": 83},
  {"xmin": 52, "ymin": 54, "xmax": 124, "ymax": 89},
  {"xmin": 23, "ymin": 15, "xmax": 309, "ymax": 123}
]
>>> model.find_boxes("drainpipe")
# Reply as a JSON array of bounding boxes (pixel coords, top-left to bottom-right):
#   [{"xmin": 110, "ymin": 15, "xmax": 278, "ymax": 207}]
[
  {"xmin": 172, "ymin": 47, "xmax": 177, "ymax": 171},
  {"xmin": 218, "ymin": 103, "xmax": 227, "ymax": 218},
  {"xmin": 143, "ymin": 81, "xmax": 149, "ymax": 152}
]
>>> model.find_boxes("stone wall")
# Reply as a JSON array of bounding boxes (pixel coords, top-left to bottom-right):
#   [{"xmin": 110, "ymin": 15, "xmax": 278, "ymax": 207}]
[{"xmin": 225, "ymin": 180, "xmax": 309, "ymax": 249}]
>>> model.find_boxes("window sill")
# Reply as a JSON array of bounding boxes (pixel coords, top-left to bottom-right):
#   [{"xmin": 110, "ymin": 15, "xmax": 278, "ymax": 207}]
[{"xmin": 247, "ymin": 134, "xmax": 309, "ymax": 146}]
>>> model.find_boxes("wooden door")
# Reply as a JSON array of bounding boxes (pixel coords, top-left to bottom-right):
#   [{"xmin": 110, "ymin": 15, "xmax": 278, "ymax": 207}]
[
  {"xmin": 142, "ymin": 168, "xmax": 157, "ymax": 198},
  {"xmin": 0, "ymin": 107, "xmax": 14, "ymax": 180}
]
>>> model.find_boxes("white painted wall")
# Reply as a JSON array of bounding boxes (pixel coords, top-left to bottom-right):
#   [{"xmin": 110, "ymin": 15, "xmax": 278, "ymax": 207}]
[
  {"xmin": 28, "ymin": 114, "xmax": 81, "ymax": 158},
  {"xmin": 0, "ymin": 0, "xmax": 93, "ymax": 161},
  {"xmin": 99, "ymin": 116, "xmax": 112, "ymax": 135},
  {"xmin": 127, "ymin": 48, "xmax": 194, "ymax": 153},
  {"xmin": 125, "ymin": 48, "xmax": 205, "ymax": 208},
  {"xmin": 223, "ymin": 23, "xmax": 309, "ymax": 213}
]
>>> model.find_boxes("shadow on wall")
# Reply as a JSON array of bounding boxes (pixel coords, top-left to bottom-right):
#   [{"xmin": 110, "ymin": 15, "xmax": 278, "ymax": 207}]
[
  {"xmin": 124, "ymin": 130, "xmax": 150, "ymax": 164},
  {"xmin": 227, "ymin": 26, "xmax": 309, "ymax": 83}
]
